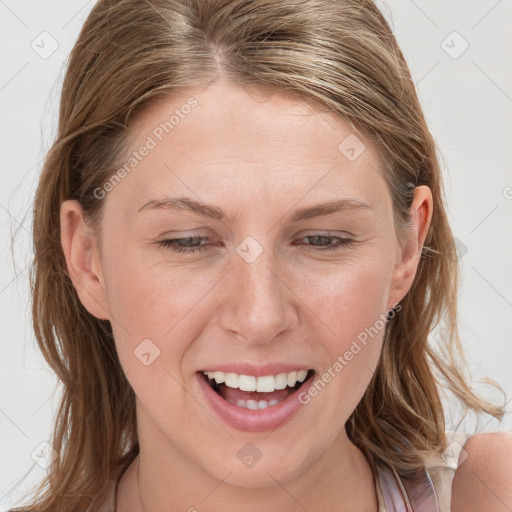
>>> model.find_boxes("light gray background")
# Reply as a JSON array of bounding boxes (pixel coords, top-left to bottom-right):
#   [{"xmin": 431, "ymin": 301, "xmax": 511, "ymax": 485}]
[{"xmin": 1, "ymin": 0, "xmax": 511, "ymax": 509}]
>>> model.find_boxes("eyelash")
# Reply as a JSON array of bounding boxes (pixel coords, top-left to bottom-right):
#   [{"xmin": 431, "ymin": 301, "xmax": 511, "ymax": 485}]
[{"xmin": 157, "ymin": 234, "xmax": 354, "ymax": 254}]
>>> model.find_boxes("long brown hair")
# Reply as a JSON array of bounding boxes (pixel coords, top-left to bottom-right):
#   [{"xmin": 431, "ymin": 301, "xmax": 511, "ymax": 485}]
[{"xmin": 12, "ymin": 0, "xmax": 504, "ymax": 510}]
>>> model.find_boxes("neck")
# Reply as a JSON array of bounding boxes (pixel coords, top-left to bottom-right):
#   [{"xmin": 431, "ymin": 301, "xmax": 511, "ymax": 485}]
[{"xmin": 116, "ymin": 407, "xmax": 378, "ymax": 512}]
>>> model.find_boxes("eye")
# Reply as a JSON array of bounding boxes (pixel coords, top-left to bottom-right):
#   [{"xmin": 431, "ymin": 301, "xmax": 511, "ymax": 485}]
[
  {"xmin": 157, "ymin": 233, "xmax": 354, "ymax": 254},
  {"xmin": 157, "ymin": 236, "xmax": 211, "ymax": 254},
  {"xmin": 296, "ymin": 233, "xmax": 354, "ymax": 251}
]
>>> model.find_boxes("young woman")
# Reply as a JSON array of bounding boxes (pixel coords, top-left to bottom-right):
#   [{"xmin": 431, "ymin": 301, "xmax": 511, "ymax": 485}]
[{"xmin": 11, "ymin": 0, "xmax": 511, "ymax": 511}]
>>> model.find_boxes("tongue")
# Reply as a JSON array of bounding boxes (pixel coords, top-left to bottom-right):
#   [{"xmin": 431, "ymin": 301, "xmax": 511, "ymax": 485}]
[{"xmin": 218, "ymin": 383, "xmax": 295, "ymax": 403}]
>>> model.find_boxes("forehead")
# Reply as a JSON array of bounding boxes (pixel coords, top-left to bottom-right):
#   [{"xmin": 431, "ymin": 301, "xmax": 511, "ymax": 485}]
[
  {"xmin": 129, "ymin": 81, "xmax": 377, "ymax": 161},
  {"xmin": 110, "ymin": 81, "xmax": 388, "ymax": 214}
]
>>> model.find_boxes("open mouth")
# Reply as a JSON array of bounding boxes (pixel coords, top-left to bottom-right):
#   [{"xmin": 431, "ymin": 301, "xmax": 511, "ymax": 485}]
[{"xmin": 200, "ymin": 370, "xmax": 315, "ymax": 410}]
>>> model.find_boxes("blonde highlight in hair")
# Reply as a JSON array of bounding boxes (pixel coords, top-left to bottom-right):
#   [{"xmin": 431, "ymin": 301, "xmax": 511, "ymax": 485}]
[{"xmin": 13, "ymin": 0, "xmax": 504, "ymax": 510}]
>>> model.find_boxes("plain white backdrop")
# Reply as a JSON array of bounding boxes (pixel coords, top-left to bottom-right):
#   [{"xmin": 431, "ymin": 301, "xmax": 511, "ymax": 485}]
[{"xmin": 1, "ymin": 0, "xmax": 511, "ymax": 509}]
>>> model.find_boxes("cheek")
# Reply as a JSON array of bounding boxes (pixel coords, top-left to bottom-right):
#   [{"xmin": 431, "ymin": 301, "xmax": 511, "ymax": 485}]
[
  {"xmin": 302, "ymin": 253, "xmax": 392, "ymax": 343},
  {"xmin": 296, "ymin": 257, "xmax": 391, "ymax": 423},
  {"xmin": 101, "ymin": 256, "xmax": 205, "ymax": 418},
  {"xmin": 100, "ymin": 245, "xmax": 226, "ymax": 403},
  {"xmin": 102, "ymin": 234, "xmax": 214, "ymax": 334}
]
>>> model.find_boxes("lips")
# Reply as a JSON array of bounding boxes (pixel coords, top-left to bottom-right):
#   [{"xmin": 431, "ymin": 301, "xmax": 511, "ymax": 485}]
[{"xmin": 195, "ymin": 368, "xmax": 316, "ymax": 432}]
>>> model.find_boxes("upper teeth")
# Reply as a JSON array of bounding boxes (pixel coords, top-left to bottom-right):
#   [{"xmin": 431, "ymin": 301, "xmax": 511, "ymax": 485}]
[{"xmin": 203, "ymin": 370, "xmax": 309, "ymax": 392}]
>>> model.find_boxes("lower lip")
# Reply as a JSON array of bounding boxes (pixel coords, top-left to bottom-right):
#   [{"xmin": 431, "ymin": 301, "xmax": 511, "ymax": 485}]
[{"xmin": 196, "ymin": 371, "xmax": 315, "ymax": 433}]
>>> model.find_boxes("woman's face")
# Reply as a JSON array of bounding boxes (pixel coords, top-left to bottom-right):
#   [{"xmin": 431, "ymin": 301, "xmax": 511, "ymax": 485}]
[{"xmin": 64, "ymin": 80, "xmax": 431, "ymax": 489}]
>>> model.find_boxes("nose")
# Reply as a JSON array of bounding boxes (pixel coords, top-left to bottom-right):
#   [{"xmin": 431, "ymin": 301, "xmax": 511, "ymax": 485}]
[{"xmin": 218, "ymin": 247, "xmax": 298, "ymax": 346}]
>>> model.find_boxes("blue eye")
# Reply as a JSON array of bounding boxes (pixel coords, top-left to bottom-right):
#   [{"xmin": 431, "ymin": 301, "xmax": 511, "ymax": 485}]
[
  {"xmin": 158, "ymin": 236, "xmax": 211, "ymax": 254},
  {"xmin": 157, "ymin": 234, "xmax": 354, "ymax": 254},
  {"xmin": 299, "ymin": 234, "xmax": 354, "ymax": 251}
]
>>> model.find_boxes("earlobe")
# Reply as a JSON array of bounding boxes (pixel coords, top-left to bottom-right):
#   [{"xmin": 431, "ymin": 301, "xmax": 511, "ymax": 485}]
[
  {"xmin": 387, "ymin": 186, "xmax": 433, "ymax": 308},
  {"xmin": 60, "ymin": 200, "xmax": 111, "ymax": 321}
]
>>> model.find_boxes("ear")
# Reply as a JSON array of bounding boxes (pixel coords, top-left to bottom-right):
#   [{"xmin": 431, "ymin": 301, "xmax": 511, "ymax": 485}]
[
  {"xmin": 60, "ymin": 200, "xmax": 110, "ymax": 320},
  {"xmin": 387, "ymin": 185, "xmax": 433, "ymax": 309}
]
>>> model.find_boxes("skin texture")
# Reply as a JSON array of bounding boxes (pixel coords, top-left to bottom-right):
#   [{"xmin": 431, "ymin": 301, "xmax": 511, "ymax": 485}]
[
  {"xmin": 451, "ymin": 432, "xmax": 512, "ymax": 512},
  {"xmin": 60, "ymin": 81, "xmax": 435, "ymax": 511}
]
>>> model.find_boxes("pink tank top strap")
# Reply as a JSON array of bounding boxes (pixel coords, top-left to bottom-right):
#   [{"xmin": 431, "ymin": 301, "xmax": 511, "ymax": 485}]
[
  {"xmin": 372, "ymin": 431, "xmax": 471, "ymax": 511},
  {"xmin": 374, "ymin": 462, "xmax": 441, "ymax": 512}
]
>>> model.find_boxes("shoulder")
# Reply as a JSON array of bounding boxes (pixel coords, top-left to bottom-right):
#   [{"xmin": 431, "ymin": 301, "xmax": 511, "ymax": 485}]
[{"xmin": 451, "ymin": 431, "xmax": 512, "ymax": 512}]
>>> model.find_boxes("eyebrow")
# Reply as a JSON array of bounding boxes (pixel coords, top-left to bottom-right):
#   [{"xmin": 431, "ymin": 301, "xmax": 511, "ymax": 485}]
[{"xmin": 137, "ymin": 196, "xmax": 373, "ymax": 223}]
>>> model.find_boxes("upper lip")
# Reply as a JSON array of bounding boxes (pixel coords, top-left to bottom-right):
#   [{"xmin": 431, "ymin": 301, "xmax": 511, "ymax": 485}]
[{"xmin": 198, "ymin": 363, "xmax": 314, "ymax": 378}]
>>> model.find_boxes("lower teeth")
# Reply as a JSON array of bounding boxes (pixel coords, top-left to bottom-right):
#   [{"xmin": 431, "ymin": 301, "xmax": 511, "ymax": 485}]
[{"xmin": 226, "ymin": 398, "xmax": 281, "ymax": 409}]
